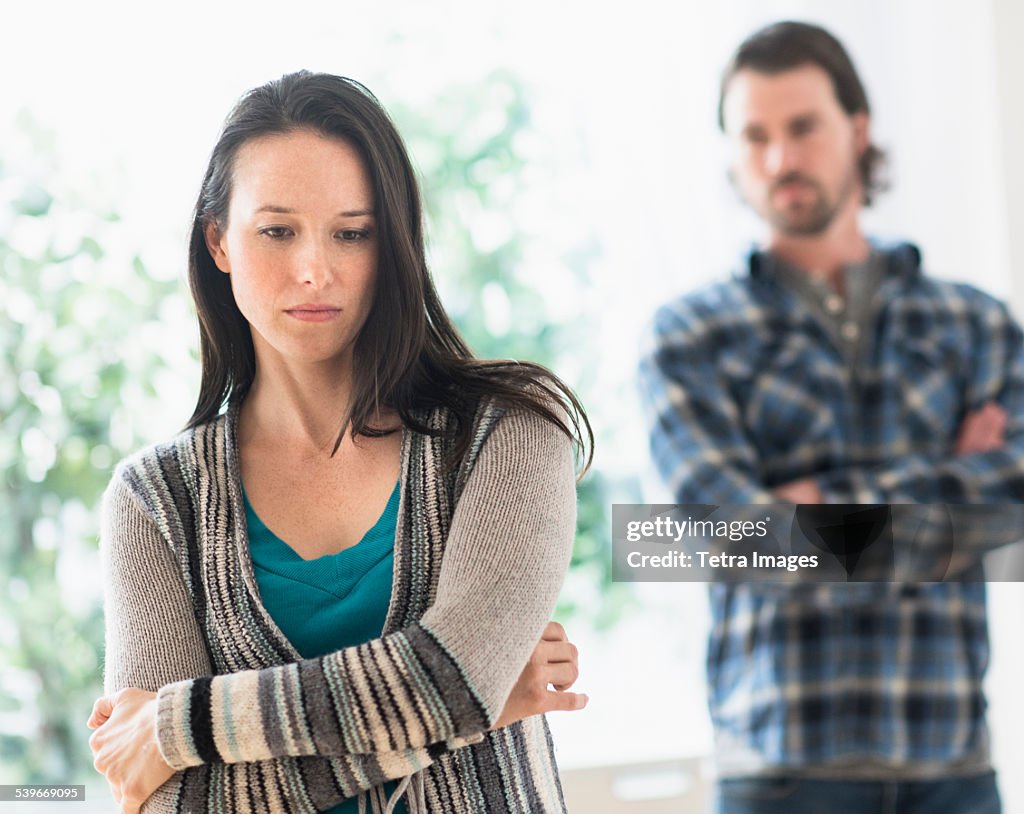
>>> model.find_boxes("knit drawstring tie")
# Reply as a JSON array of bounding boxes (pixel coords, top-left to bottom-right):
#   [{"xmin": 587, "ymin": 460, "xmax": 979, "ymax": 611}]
[{"xmin": 357, "ymin": 772, "xmax": 427, "ymax": 814}]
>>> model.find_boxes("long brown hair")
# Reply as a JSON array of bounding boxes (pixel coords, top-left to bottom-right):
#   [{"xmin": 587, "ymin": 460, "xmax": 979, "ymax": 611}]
[{"xmin": 186, "ymin": 71, "xmax": 591, "ymax": 470}]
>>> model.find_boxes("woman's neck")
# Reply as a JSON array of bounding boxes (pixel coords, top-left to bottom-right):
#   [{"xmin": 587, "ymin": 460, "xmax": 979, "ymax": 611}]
[{"xmin": 240, "ymin": 354, "xmax": 356, "ymax": 453}]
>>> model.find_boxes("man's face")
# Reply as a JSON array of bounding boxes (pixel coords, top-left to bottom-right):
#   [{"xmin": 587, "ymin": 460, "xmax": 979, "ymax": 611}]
[{"xmin": 722, "ymin": 63, "xmax": 868, "ymax": 237}]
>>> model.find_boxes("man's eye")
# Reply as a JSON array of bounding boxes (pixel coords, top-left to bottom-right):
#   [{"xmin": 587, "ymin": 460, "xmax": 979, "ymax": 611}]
[{"xmin": 791, "ymin": 120, "xmax": 816, "ymax": 137}]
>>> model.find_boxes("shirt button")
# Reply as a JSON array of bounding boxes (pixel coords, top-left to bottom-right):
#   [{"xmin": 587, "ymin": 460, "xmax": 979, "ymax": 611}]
[
  {"xmin": 841, "ymin": 322, "xmax": 859, "ymax": 341},
  {"xmin": 824, "ymin": 294, "xmax": 844, "ymax": 314}
]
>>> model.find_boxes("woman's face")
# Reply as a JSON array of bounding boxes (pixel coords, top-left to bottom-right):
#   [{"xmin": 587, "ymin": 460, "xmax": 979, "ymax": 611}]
[{"xmin": 206, "ymin": 129, "xmax": 377, "ymax": 373}]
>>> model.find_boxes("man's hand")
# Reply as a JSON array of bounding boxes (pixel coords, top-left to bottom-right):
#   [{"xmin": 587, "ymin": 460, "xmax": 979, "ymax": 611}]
[
  {"xmin": 955, "ymin": 402, "xmax": 1007, "ymax": 456},
  {"xmin": 492, "ymin": 622, "xmax": 588, "ymax": 730},
  {"xmin": 773, "ymin": 477, "xmax": 823, "ymax": 504},
  {"xmin": 87, "ymin": 688, "xmax": 173, "ymax": 813}
]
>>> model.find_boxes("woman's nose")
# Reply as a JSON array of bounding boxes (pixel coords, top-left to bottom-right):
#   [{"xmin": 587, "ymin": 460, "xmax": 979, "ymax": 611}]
[{"xmin": 298, "ymin": 238, "xmax": 334, "ymax": 288}]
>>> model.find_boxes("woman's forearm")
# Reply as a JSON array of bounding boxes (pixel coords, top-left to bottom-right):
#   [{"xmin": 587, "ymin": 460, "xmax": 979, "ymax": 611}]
[
  {"xmin": 154, "ymin": 406, "xmax": 577, "ymax": 768},
  {"xmin": 99, "ymin": 472, "xmax": 452, "ymax": 811}
]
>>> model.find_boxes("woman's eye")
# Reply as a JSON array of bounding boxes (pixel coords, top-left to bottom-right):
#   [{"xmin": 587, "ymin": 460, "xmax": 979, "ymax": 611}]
[
  {"xmin": 258, "ymin": 226, "xmax": 292, "ymax": 239},
  {"xmin": 337, "ymin": 229, "xmax": 369, "ymax": 242}
]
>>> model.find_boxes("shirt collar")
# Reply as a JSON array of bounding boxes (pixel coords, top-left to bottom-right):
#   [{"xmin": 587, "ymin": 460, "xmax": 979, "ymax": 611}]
[{"xmin": 744, "ymin": 240, "xmax": 923, "ymax": 283}]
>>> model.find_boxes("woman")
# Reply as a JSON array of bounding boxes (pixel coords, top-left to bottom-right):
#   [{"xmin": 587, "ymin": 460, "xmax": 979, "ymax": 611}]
[{"xmin": 87, "ymin": 71, "xmax": 591, "ymax": 814}]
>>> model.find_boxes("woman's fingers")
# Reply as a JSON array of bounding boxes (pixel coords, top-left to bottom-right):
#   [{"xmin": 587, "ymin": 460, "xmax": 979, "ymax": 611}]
[
  {"xmin": 525, "ymin": 645, "xmax": 579, "ymax": 690},
  {"xmin": 493, "ymin": 625, "xmax": 587, "ymax": 728},
  {"xmin": 86, "ymin": 688, "xmax": 171, "ymax": 811},
  {"xmin": 544, "ymin": 661, "xmax": 579, "ymax": 691},
  {"xmin": 531, "ymin": 639, "xmax": 578, "ymax": 666},
  {"xmin": 89, "ymin": 728, "xmax": 106, "ymax": 768},
  {"xmin": 531, "ymin": 629, "xmax": 581, "ymax": 690},
  {"xmin": 541, "ymin": 621, "xmax": 567, "ymax": 642},
  {"xmin": 531, "ymin": 639, "xmax": 577, "ymax": 662},
  {"xmin": 542, "ymin": 689, "xmax": 589, "ymax": 713},
  {"xmin": 524, "ymin": 621, "xmax": 585, "ymax": 709},
  {"xmin": 87, "ymin": 695, "xmax": 114, "ymax": 729}
]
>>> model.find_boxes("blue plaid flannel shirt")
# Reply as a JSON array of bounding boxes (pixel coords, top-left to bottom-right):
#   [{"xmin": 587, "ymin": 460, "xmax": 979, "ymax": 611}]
[{"xmin": 639, "ymin": 243, "xmax": 1024, "ymax": 776}]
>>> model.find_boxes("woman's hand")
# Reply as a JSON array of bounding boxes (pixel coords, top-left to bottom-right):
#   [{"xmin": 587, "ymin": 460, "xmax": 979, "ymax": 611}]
[
  {"xmin": 492, "ymin": 621, "xmax": 588, "ymax": 730},
  {"xmin": 87, "ymin": 688, "xmax": 174, "ymax": 813}
]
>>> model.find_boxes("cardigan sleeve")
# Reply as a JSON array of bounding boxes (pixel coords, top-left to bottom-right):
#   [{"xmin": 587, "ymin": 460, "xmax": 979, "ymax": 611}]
[
  {"xmin": 100, "ymin": 476, "xmax": 207, "ymax": 812},
  {"xmin": 153, "ymin": 405, "xmax": 577, "ymax": 769},
  {"xmin": 102, "ymin": 464, "xmax": 457, "ymax": 811},
  {"xmin": 101, "ymin": 476, "xmax": 214, "ymax": 695}
]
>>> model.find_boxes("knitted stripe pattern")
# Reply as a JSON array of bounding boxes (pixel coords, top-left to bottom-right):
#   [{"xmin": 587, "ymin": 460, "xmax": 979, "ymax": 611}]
[{"xmin": 101, "ymin": 400, "xmax": 575, "ymax": 813}]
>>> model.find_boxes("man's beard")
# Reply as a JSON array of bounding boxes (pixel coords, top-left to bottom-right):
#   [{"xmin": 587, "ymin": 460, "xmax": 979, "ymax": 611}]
[{"xmin": 762, "ymin": 165, "xmax": 858, "ymax": 237}]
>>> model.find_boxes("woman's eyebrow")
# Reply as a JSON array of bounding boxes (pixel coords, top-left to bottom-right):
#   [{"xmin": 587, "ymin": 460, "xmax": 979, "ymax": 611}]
[{"xmin": 253, "ymin": 204, "xmax": 375, "ymax": 217}]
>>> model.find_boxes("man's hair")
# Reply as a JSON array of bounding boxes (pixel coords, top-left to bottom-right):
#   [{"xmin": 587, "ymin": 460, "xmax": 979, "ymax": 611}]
[{"xmin": 717, "ymin": 21, "xmax": 888, "ymax": 205}]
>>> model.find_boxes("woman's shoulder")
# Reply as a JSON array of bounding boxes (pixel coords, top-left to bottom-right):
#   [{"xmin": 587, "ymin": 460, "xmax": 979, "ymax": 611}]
[
  {"xmin": 454, "ymin": 392, "xmax": 576, "ymax": 484},
  {"xmin": 479, "ymin": 398, "xmax": 574, "ymax": 458},
  {"xmin": 107, "ymin": 412, "xmax": 233, "ymax": 507},
  {"xmin": 433, "ymin": 387, "xmax": 573, "ymax": 454}
]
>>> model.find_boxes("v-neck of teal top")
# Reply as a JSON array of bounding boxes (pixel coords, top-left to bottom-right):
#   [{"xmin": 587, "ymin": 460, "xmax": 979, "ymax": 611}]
[
  {"xmin": 244, "ymin": 483, "xmax": 406, "ymax": 814},
  {"xmin": 245, "ymin": 483, "xmax": 399, "ymax": 659}
]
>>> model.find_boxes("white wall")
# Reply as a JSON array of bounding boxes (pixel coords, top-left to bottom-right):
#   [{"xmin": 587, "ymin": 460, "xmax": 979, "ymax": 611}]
[{"xmin": 984, "ymin": 4, "xmax": 1024, "ymax": 813}]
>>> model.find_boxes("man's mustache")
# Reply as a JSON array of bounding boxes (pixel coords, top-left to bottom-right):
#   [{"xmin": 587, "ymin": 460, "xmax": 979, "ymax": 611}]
[{"xmin": 770, "ymin": 173, "xmax": 821, "ymax": 194}]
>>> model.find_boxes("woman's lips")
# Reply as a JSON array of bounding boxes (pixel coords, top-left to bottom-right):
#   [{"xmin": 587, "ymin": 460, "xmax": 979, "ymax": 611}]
[{"xmin": 285, "ymin": 305, "xmax": 341, "ymax": 322}]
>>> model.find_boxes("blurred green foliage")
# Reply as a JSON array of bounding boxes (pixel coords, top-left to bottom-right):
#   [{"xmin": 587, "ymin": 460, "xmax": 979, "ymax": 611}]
[
  {"xmin": 1, "ymin": 72, "xmax": 628, "ymax": 787},
  {"xmin": 0, "ymin": 115, "xmax": 188, "ymax": 785},
  {"xmin": 388, "ymin": 75, "xmax": 630, "ymax": 627}
]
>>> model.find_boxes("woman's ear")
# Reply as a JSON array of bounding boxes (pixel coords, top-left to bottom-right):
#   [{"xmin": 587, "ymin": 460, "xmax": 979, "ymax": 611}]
[{"xmin": 204, "ymin": 222, "xmax": 231, "ymax": 274}]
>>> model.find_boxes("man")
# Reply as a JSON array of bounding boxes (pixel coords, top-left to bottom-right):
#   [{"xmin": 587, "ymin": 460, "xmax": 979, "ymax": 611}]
[{"xmin": 640, "ymin": 21, "xmax": 1024, "ymax": 814}]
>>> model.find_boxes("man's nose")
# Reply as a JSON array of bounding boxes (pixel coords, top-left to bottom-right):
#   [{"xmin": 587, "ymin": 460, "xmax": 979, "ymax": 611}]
[{"xmin": 764, "ymin": 139, "xmax": 800, "ymax": 176}]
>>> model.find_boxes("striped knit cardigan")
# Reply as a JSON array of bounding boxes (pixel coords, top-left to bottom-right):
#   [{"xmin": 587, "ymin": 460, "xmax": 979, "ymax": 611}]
[{"xmin": 101, "ymin": 399, "xmax": 577, "ymax": 813}]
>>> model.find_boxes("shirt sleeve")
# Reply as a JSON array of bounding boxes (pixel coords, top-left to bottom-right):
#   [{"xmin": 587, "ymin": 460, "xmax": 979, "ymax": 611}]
[
  {"xmin": 814, "ymin": 299, "xmax": 1024, "ymax": 504},
  {"xmin": 638, "ymin": 302, "xmax": 777, "ymax": 505},
  {"xmin": 153, "ymin": 406, "xmax": 577, "ymax": 769},
  {"xmin": 812, "ymin": 297, "xmax": 1024, "ymax": 572}
]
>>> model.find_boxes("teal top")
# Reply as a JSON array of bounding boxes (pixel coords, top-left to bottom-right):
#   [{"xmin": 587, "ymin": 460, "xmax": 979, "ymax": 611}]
[{"xmin": 245, "ymin": 483, "xmax": 405, "ymax": 814}]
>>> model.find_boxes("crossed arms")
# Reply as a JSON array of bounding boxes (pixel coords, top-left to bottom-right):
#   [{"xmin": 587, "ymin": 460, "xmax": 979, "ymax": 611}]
[
  {"xmin": 639, "ymin": 292, "xmax": 1024, "ymax": 568},
  {"xmin": 90, "ymin": 407, "xmax": 585, "ymax": 812}
]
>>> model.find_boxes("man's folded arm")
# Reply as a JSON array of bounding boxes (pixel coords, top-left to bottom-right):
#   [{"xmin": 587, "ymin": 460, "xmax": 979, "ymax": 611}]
[{"xmin": 638, "ymin": 304, "xmax": 777, "ymax": 506}]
